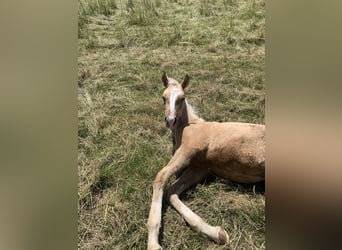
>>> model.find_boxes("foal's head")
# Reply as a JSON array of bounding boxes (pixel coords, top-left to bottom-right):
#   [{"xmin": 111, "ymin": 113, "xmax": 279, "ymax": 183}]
[{"xmin": 161, "ymin": 73, "xmax": 189, "ymax": 129}]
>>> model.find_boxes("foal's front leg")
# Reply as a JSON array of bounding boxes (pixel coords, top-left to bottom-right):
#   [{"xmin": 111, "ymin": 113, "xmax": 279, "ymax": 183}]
[{"xmin": 147, "ymin": 147, "xmax": 190, "ymax": 250}]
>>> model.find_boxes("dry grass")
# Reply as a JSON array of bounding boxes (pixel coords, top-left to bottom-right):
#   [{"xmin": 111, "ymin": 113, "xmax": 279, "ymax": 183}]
[{"xmin": 78, "ymin": 0, "xmax": 265, "ymax": 249}]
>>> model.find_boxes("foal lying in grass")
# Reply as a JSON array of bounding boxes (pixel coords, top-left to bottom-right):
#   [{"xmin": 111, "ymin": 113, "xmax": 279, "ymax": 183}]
[{"xmin": 147, "ymin": 73, "xmax": 265, "ymax": 250}]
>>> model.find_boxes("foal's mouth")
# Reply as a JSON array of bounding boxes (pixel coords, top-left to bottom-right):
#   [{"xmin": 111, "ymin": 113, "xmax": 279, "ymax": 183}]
[{"xmin": 165, "ymin": 117, "xmax": 177, "ymax": 129}]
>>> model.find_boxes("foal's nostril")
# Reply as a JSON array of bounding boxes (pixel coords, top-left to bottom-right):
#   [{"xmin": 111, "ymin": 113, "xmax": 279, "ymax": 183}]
[{"xmin": 166, "ymin": 117, "xmax": 176, "ymax": 129}]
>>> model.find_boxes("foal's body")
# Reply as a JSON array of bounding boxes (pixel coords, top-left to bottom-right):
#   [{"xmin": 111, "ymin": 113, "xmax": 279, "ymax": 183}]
[
  {"xmin": 147, "ymin": 74, "xmax": 265, "ymax": 250},
  {"xmin": 180, "ymin": 122, "xmax": 265, "ymax": 183}
]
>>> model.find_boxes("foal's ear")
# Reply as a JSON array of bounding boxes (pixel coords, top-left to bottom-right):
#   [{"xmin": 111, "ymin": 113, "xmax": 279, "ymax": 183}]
[
  {"xmin": 162, "ymin": 72, "xmax": 168, "ymax": 87},
  {"xmin": 181, "ymin": 74, "xmax": 190, "ymax": 89}
]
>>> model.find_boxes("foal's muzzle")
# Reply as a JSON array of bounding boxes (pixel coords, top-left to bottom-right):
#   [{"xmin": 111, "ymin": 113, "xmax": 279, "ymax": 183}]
[{"xmin": 165, "ymin": 117, "xmax": 177, "ymax": 129}]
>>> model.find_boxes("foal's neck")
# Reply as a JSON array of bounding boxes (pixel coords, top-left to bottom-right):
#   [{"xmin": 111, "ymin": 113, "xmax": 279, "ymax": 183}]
[{"xmin": 171, "ymin": 102, "xmax": 203, "ymax": 154}]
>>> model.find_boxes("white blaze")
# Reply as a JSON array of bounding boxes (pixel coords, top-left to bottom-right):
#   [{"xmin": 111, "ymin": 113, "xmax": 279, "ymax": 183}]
[{"xmin": 169, "ymin": 88, "xmax": 180, "ymax": 118}]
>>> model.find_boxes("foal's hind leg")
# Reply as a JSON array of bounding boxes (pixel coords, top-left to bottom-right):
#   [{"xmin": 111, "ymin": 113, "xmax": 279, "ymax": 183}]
[{"xmin": 166, "ymin": 168, "xmax": 229, "ymax": 244}]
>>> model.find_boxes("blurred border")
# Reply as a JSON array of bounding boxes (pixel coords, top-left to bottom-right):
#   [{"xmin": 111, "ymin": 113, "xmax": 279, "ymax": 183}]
[
  {"xmin": 267, "ymin": 0, "xmax": 342, "ymax": 249},
  {"xmin": 0, "ymin": 1, "xmax": 77, "ymax": 250}
]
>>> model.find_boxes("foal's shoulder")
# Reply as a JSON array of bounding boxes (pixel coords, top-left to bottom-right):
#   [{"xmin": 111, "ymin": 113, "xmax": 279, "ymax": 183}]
[{"xmin": 181, "ymin": 122, "xmax": 225, "ymax": 141}]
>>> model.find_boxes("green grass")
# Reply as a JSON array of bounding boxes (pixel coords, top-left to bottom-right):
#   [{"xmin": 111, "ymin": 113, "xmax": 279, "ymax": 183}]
[{"xmin": 78, "ymin": 0, "xmax": 265, "ymax": 249}]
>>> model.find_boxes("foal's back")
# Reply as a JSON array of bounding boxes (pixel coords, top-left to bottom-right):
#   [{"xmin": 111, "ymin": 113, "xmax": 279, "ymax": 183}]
[{"xmin": 181, "ymin": 122, "xmax": 265, "ymax": 183}]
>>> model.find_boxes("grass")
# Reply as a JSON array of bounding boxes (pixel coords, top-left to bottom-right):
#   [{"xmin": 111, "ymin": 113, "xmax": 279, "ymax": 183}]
[{"xmin": 78, "ymin": 0, "xmax": 265, "ymax": 249}]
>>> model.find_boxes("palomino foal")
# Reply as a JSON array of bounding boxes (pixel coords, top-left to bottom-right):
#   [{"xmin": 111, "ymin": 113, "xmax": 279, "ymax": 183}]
[{"xmin": 147, "ymin": 73, "xmax": 265, "ymax": 250}]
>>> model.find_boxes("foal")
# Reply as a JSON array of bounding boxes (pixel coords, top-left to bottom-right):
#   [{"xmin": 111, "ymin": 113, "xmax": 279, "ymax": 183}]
[{"xmin": 147, "ymin": 73, "xmax": 265, "ymax": 250}]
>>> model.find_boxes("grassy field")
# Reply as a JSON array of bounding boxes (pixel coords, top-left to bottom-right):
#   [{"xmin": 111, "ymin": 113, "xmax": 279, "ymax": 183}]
[{"xmin": 78, "ymin": 0, "xmax": 265, "ymax": 249}]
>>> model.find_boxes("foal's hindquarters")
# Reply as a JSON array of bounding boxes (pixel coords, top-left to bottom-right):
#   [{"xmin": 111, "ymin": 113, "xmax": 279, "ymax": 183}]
[{"xmin": 147, "ymin": 122, "xmax": 265, "ymax": 250}]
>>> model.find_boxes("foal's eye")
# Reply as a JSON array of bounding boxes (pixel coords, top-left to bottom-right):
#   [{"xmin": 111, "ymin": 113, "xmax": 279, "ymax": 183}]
[{"xmin": 162, "ymin": 96, "xmax": 166, "ymax": 103}]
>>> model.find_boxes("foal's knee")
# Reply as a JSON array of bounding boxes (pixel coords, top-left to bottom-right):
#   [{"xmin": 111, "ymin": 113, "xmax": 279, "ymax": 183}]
[
  {"xmin": 153, "ymin": 168, "xmax": 169, "ymax": 188},
  {"xmin": 168, "ymin": 193, "xmax": 180, "ymax": 207}
]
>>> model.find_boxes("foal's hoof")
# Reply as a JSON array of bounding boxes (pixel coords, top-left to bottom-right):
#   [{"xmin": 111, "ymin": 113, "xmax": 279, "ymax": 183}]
[
  {"xmin": 218, "ymin": 227, "xmax": 230, "ymax": 244},
  {"xmin": 148, "ymin": 243, "xmax": 163, "ymax": 250}
]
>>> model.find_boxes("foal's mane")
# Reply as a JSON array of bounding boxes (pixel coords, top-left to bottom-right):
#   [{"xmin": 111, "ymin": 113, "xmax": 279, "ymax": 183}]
[{"xmin": 185, "ymin": 101, "xmax": 204, "ymax": 124}]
